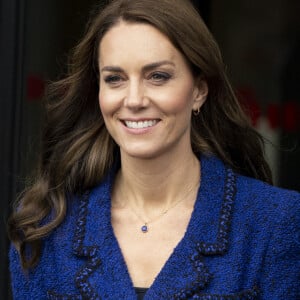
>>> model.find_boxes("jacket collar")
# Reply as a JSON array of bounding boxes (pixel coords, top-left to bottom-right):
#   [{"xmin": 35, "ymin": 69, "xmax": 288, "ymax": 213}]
[{"xmin": 72, "ymin": 154, "xmax": 237, "ymax": 299}]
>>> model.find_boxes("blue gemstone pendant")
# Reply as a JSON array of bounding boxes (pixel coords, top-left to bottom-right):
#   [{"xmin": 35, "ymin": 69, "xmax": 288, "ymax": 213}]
[{"xmin": 141, "ymin": 224, "xmax": 148, "ymax": 233}]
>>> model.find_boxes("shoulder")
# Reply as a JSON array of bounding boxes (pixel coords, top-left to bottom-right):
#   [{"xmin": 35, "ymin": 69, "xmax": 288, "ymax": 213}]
[
  {"xmin": 201, "ymin": 154, "xmax": 299, "ymax": 231},
  {"xmin": 235, "ymin": 173, "xmax": 300, "ymax": 212},
  {"xmin": 233, "ymin": 173, "xmax": 300, "ymax": 242},
  {"xmin": 234, "ymin": 177, "xmax": 300, "ymax": 297}
]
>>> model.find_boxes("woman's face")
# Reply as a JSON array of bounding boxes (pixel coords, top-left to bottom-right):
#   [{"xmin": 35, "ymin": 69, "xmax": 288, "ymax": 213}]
[{"xmin": 98, "ymin": 21, "xmax": 207, "ymax": 160}]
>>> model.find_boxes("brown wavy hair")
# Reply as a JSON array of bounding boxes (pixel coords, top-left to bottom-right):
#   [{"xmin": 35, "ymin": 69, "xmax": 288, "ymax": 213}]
[{"xmin": 8, "ymin": 0, "xmax": 272, "ymax": 269}]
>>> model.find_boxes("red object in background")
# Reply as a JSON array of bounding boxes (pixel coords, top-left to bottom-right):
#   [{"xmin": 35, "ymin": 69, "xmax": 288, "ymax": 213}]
[
  {"xmin": 282, "ymin": 101, "xmax": 299, "ymax": 132},
  {"xmin": 236, "ymin": 87, "xmax": 261, "ymax": 126},
  {"xmin": 27, "ymin": 75, "xmax": 45, "ymax": 100},
  {"xmin": 267, "ymin": 103, "xmax": 280, "ymax": 129}
]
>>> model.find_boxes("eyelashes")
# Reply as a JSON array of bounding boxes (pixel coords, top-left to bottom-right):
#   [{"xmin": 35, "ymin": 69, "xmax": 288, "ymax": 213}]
[
  {"xmin": 103, "ymin": 71, "xmax": 173, "ymax": 86},
  {"xmin": 104, "ymin": 75, "xmax": 122, "ymax": 84},
  {"xmin": 149, "ymin": 72, "xmax": 172, "ymax": 82}
]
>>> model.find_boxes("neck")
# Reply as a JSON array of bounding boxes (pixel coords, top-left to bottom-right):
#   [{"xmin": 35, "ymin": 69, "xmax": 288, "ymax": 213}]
[{"xmin": 113, "ymin": 147, "xmax": 200, "ymax": 212}]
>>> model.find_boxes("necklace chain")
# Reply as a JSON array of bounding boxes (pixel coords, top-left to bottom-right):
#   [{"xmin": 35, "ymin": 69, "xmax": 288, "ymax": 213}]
[{"xmin": 127, "ymin": 181, "xmax": 199, "ymax": 233}]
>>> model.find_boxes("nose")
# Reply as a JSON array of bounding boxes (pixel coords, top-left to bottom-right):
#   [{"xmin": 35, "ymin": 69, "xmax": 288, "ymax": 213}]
[{"xmin": 124, "ymin": 80, "xmax": 148, "ymax": 109}]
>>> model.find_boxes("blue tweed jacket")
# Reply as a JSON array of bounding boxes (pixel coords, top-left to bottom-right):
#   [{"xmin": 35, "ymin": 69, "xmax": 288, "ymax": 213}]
[{"xmin": 10, "ymin": 155, "xmax": 300, "ymax": 299}]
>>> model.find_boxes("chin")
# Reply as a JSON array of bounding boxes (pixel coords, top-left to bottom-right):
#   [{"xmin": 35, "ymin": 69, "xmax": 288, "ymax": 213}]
[
  {"xmin": 123, "ymin": 151, "xmax": 160, "ymax": 160},
  {"xmin": 120, "ymin": 145, "xmax": 166, "ymax": 160}
]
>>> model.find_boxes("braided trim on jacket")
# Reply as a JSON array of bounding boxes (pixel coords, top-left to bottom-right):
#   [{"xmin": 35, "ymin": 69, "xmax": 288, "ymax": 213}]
[
  {"xmin": 197, "ymin": 167, "xmax": 236, "ymax": 255},
  {"xmin": 72, "ymin": 192, "xmax": 101, "ymax": 300},
  {"xmin": 173, "ymin": 167, "xmax": 237, "ymax": 299},
  {"xmin": 173, "ymin": 254, "xmax": 212, "ymax": 299},
  {"xmin": 47, "ymin": 290, "xmax": 82, "ymax": 300}
]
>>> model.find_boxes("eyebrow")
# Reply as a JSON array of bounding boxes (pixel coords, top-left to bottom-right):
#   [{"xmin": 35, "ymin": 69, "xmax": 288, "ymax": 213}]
[{"xmin": 100, "ymin": 60, "xmax": 175, "ymax": 73}]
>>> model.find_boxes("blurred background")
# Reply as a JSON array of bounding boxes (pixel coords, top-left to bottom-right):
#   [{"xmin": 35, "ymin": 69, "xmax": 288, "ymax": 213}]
[{"xmin": 0, "ymin": 0, "xmax": 299, "ymax": 298}]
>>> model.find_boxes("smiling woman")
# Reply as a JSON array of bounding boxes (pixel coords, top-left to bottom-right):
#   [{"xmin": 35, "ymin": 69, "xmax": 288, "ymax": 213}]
[
  {"xmin": 8, "ymin": 0, "xmax": 300, "ymax": 299},
  {"xmin": 99, "ymin": 21, "xmax": 207, "ymax": 160}
]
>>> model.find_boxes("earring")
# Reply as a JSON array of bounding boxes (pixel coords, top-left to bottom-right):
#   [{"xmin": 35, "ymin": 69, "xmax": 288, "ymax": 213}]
[{"xmin": 193, "ymin": 107, "xmax": 200, "ymax": 116}]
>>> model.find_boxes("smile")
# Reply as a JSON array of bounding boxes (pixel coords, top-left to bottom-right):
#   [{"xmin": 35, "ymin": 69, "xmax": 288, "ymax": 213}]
[{"xmin": 124, "ymin": 120, "xmax": 158, "ymax": 129}]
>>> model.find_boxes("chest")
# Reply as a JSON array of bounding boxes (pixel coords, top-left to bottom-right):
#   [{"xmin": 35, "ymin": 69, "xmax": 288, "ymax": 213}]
[
  {"xmin": 43, "ymin": 211, "xmax": 265, "ymax": 300},
  {"xmin": 111, "ymin": 205, "xmax": 193, "ymax": 287}
]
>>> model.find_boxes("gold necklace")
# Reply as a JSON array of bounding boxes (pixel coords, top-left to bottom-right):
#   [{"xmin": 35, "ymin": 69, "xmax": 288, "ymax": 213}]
[{"xmin": 127, "ymin": 182, "xmax": 199, "ymax": 233}]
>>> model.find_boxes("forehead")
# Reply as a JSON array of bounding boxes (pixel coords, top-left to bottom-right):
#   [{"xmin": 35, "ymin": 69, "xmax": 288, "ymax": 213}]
[{"xmin": 98, "ymin": 21, "xmax": 181, "ymax": 66}]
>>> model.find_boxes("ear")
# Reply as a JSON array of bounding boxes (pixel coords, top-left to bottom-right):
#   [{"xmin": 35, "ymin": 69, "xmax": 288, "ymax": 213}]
[{"xmin": 192, "ymin": 79, "xmax": 208, "ymax": 112}]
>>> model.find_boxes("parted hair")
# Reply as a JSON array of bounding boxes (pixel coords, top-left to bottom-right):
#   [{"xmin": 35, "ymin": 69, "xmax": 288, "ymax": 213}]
[{"xmin": 8, "ymin": 0, "xmax": 272, "ymax": 269}]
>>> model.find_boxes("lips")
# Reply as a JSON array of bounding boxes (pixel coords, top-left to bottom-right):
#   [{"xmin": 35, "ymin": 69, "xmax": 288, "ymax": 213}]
[{"xmin": 124, "ymin": 120, "xmax": 158, "ymax": 129}]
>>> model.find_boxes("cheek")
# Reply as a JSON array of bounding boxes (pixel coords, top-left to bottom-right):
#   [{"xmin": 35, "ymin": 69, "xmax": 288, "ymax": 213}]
[
  {"xmin": 98, "ymin": 90, "xmax": 116, "ymax": 117},
  {"xmin": 98, "ymin": 88, "xmax": 107, "ymax": 109},
  {"xmin": 98, "ymin": 92, "xmax": 117, "ymax": 135},
  {"xmin": 158, "ymin": 86, "xmax": 194, "ymax": 114},
  {"xmin": 98, "ymin": 95, "xmax": 107, "ymax": 115}
]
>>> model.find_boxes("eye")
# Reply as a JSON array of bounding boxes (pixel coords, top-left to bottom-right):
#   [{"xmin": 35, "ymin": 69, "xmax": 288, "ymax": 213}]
[
  {"xmin": 103, "ymin": 74, "xmax": 122, "ymax": 85},
  {"xmin": 149, "ymin": 72, "xmax": 171, "ymax": 83}
]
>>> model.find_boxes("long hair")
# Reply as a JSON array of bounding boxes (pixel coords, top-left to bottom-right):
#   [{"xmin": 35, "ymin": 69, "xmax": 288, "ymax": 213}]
[{"xmin": 8, "ymin": 0, "xmax": 272, "ymax": 269}]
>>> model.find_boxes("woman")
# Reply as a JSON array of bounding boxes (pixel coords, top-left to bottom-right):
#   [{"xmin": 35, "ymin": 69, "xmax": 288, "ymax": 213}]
[{"xmin": 9, "ymin": 0, "xmax": 300, "ymax": 299}]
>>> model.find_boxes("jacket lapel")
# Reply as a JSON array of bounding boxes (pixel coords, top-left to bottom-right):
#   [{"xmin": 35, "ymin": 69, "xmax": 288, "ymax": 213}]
[
  {"xmin": 145, "ymin": 155, "xmax": 237, "ymax": 299},
  {"xmin": 72, "ymin": 155, "xmax": 237, "ymax": 299},
  {"xmin": 72, "ymin": 190, "xmax": 103, "ymax": 300},
  {"xmin": 72, "ymin": 168, "xmax": 137, "ymax": 299}
]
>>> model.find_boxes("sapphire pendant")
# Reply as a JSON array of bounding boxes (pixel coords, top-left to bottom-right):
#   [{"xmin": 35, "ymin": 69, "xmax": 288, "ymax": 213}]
[{"xmin": 141, "ymin": 224, "xmax": 148, "ymax": 233}]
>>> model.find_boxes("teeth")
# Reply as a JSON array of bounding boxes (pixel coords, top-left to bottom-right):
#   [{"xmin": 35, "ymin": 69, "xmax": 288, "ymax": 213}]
[{"xmin": 124, "ymin": 120, "xmax": 157, "ymax": 129}]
